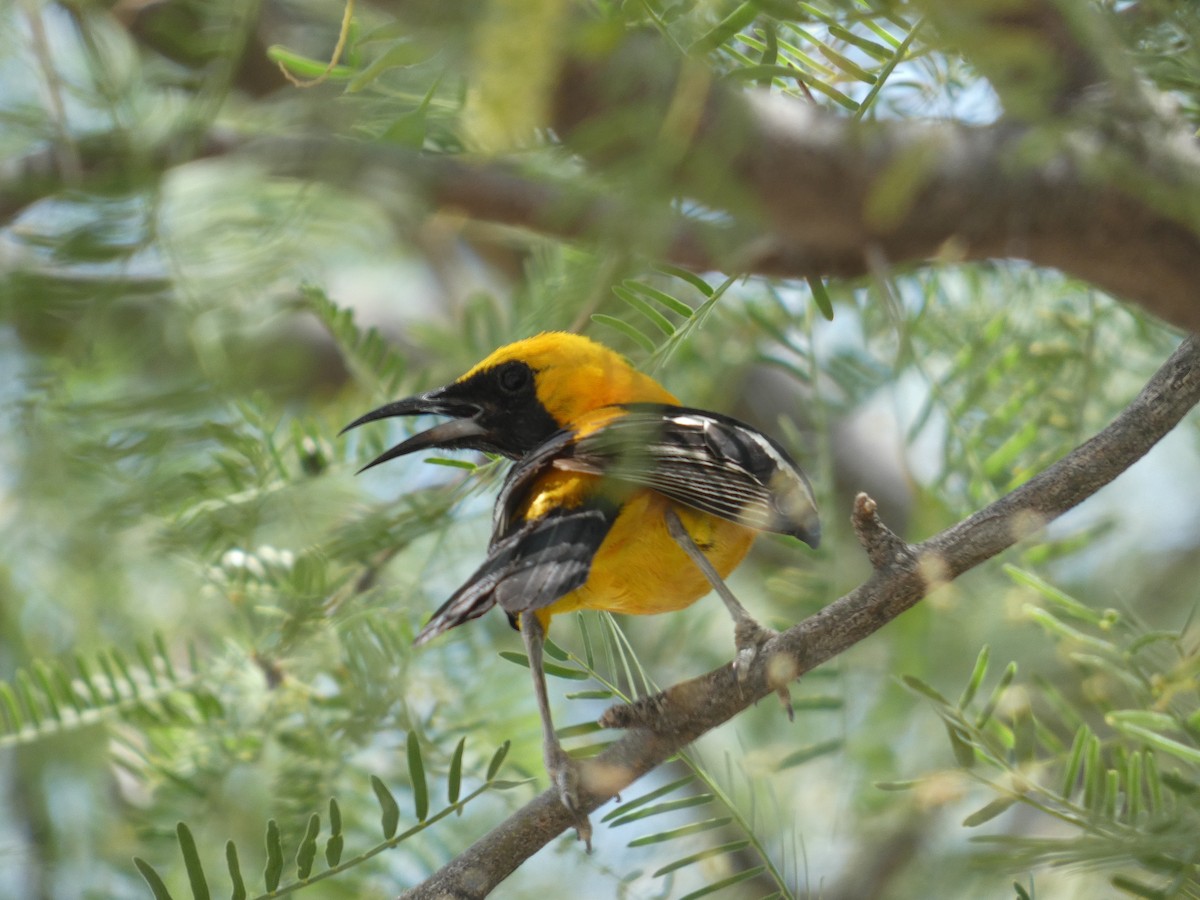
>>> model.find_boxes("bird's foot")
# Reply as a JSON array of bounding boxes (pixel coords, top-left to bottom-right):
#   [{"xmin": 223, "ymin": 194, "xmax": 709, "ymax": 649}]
[
  {"xmin": 732, "ymin": 616, "xmax": 778, "ymax": 682},
  {"xmin": 545, "ymin": 744, "xmax": 593, "ymax": 851},
  {"xmin": 732, "ymin": 618, "xmax": 795, "ymax": 721}
]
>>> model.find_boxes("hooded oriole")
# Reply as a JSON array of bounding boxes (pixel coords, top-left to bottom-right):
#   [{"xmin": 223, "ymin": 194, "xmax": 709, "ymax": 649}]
[{"xmin": 342, "ymin": 332, "xmax": 819, "ymax": 846}]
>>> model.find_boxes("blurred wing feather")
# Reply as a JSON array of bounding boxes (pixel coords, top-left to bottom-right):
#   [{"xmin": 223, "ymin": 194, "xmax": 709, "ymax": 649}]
[
  {"xmin": 415, "ymin": 437, "xmax": 616, "ymax": 644},
  {"xmin": 558, "ymin": 403, "xmax": 820, "ymax": 543}
]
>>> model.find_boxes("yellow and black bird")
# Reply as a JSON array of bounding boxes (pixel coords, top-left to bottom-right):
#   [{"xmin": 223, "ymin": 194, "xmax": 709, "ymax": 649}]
[{"xmin": 342, "ymin": 332, "xmax": 819, "ymax": 845}]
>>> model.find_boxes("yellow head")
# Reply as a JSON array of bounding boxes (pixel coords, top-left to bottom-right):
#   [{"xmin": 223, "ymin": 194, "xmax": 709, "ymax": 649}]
[
  {"xmin": 342, "ymin": 332, "xmax": 677, "ymax": 465},
  {"xmin": 460, "ymin": 332, "xmax": 678, "ymax": 428}
]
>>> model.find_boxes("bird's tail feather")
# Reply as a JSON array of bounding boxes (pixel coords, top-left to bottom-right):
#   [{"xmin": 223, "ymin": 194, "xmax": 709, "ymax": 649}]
[{"xmin": 413, "ymin": 582, "xmax": 499, "ymax": 646}]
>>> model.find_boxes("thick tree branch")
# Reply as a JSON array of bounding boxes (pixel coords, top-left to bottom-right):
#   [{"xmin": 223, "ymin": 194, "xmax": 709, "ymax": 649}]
[
  {"xmin": 240, "ymin": 137, "xmax": 856, "ymax": 279},
  {"xmin": 253, "ymin": 41, "xmax": 1200, "ymax": 332},
  {"xmin": 5, "ymin": 8, "xmax": 1199, "ymax": 332},
  {"xmin": 402, "ymin": 336, "xmax": 1200, "ymax": 898},
  {"xmin": 7, "ymin": 85, "xmax": 1200, "ymax": 334},
  {"xmin": 166, "ymin": 120, "xmax": 1200, "ymax": 340},
  {"xmin": 552, "ymin": 37, "xmax": 1200, "ymax": 333}
]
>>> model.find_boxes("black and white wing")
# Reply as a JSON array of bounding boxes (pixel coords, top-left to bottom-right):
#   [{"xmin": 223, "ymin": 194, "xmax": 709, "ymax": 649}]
[
  {"xmin": 414, "ymin": 433, "xmax": 618, "ymax": 644},
  {"xmin": 557, "ymin": 403, "xmax": 820, "ymax": 546}
]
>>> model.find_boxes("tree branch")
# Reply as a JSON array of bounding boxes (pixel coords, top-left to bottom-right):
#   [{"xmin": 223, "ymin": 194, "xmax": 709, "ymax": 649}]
[
  {"xmin": 8, "ymin": 82, "xmax": 1200, "ymax": 334},
  {"xmin": 401, "ymin": 338, "xmax": 1200, "ymax": 898},
  {"xmin": 250, "ymin": 35, "xmax": 1200, "ymax": 333},
  {"xmin": 551, "ymin": 36, "xmax": 1200, "ymax": 333},
  {"xmin": 6, "ymin": 9, "xmax": 1199, "ymax": 332},
  {"xmin": 224, "ymin": 119, "xmax": 1200, "ymax": 340}
]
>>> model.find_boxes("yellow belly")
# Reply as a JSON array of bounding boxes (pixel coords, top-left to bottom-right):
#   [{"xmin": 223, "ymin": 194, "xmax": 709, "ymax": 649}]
[{"xmin": 536, "ymin": 487, "xmax": 757, "ymax": 629}]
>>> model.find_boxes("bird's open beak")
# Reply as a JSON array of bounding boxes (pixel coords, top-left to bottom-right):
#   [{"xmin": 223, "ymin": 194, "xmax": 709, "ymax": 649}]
[{"xmin": 340, "ymin": 387, "xmax": 488, "ymax": 474}]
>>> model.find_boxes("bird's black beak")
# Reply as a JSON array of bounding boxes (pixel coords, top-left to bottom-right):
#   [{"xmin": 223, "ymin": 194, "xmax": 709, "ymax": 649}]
[{"xmin": 340, "ymin": 386, "xmax": 488, "ymax": 474}]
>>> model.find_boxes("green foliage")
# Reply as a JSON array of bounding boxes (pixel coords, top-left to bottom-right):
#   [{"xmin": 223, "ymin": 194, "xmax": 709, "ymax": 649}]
[
  {"xmin": 904, "ymin": 567, "xmax": 1200, "ymax": 898},
  {"xmin": 134, "ymin": 738, "xmax": 515, "ymax": 899},
  {"xmin": 0, "ymin": 635, "xmax": 217, "ymax": 750},
  {"xmin": 3, "ymin": 0, "xmax": 1200, "ymax": 897},
  {"xmin": 500, "ymin": 611, "xmax": 844, "ymax": 897}
]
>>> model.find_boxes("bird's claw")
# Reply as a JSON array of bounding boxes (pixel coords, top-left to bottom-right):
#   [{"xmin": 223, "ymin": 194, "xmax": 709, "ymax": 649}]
[
  {"xmin": 731, "ymin": 619, "xmax": 795, "ymax": 720},
  {"xmin": 731, "ymin": 617, "xmax": 779, "ymax": 684},
  {"xmin": 733, "ymin": 644, "xmax": 758, "ymax": 686},
  {"xmin": 545, "ymin": 745, "xmax": 593, "ymax": 851}
]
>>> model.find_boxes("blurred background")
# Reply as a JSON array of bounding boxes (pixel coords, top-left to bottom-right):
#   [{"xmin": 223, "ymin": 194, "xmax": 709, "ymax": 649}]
[{"xmin": 2, "ymin": 1, "xmax": 1200, "ymax": 898}]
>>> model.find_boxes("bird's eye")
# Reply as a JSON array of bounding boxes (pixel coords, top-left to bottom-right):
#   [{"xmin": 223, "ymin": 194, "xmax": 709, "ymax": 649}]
[{"xmin": 497, "ymin": 362, "xmax": 532, "ymax": 394}]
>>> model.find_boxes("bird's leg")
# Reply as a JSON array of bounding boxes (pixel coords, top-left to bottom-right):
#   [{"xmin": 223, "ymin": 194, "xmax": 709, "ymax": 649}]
[
  {"xmin": 663, "ymin": 508, "xmax": 775, "ymax": 657},
  {"xmin": 664, "ymin": 508, "xmax": 794, "ymax": 719},
  {"xmin": 520, "ymin": 611, "xmax": 593, "ymax": 849}
]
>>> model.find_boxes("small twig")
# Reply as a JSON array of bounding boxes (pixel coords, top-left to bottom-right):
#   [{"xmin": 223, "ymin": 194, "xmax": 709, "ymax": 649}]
[
  {"xmin": 277, "ymin": 0, "xmax": 356, "ymax": 88},
  {"xmin": 851, "ymin": 492, "xmax": 910, "ymax": 570}
]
